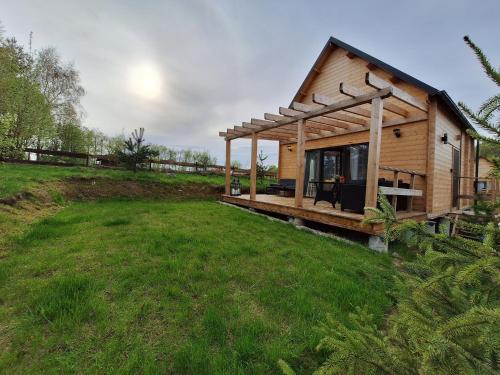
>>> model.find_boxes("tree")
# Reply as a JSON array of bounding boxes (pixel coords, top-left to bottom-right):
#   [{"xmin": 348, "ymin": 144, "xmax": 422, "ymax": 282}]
[
  {"xmin": 0, "ymin": 36, "xmax": 53, "ymax": 156},
  {"xmin": 257, "ymin": 149, "xmax": 269, "ymax": 182},
  {"xmin": 193, "ymin": 151, "xmax": 216, "ymax": 171},
  {"xmin": 311, "ymin": 216, "xmax": 500, "ymax": 375},
  {"xmin": 458, "ymin": 36, "xmax": 500, "ymax": 177},
  {"xmin": 117, "ymin": 128, "xmax": 158, "ymax": 172},
  {"xmin": 363, "ymin": 192, "xmax": 399, "ymax": 248},
  {"xmin": 0, "ymin": 112, "xmax": 16, "ymax": 158},
  {"xmin": 231, "ymin": 160, "xmax": 242, "ymax": 169},
  {"xmin": 31, "ymin": 47, "xmax": 85, "ymax": 121}
]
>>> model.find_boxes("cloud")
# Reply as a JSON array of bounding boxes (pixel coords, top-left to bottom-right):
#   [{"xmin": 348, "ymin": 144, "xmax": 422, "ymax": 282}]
[{"xmin": 1, "ymin": 0, "xmax": 499, "ymax": 167}]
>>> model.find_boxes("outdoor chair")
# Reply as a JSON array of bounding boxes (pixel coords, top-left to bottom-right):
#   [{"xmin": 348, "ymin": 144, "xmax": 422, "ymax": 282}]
[
  {"xmin": 312, "ymin": 181, "xmax": 340, "ymax": 208},
  {"xmin": 266, "ymin": 179, "xmax": 296, "ymax": 195}
]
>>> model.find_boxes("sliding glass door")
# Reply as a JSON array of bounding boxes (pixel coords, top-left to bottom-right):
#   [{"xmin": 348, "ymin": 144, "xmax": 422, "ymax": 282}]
[
  {"xmin": 303, "ymin": 143, "xmax": 368, "ymax": 196},
  {"xmin": 304, "ymin": 150, "xmax": 320, "ymax": 196},
  {"xmin": 342, "ymin": 144, "xmax": 368, "ymax": 182},
  {"xmin": 322, "ymin": 150, "xmax": 342, "ymax": 180}
]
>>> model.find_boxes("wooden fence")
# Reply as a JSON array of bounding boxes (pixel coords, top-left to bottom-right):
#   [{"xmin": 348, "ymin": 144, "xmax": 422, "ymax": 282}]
[{"xmin": 20, "ymin": 148, "xmax": 277, "ymax": 178}]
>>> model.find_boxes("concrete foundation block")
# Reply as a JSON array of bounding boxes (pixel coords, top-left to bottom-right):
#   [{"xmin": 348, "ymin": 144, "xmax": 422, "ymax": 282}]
[
  {"xmin": 368, "ymin": 235, "xmax": 388, "ymax": 252},
  {"xmin": 401, "ymin": 228, "xmax": 415, "ymax": 243},
  {"xmin": 425, "ymin": 221, "xmax": 437, "ymax": 234},
  {"xmin": 438, "ymin": 217, "xmax": 451, "ymax": 236},
  {"xmin": 291, "ymin": 217, "xmax": 304, "ymax": 226}
]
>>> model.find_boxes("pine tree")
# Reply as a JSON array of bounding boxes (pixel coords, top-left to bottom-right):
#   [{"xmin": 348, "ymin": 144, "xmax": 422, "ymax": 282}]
[
  {"xmin": 117, "ymin": 128, "xmax": 158, "ymax": 172},
  {"xmin": 458, "ymin": 36, "xmax": 500, "ymax": 178},
  {"xmin": 363, "ymin": 193, "xmax": 399, "ymax": 248}
]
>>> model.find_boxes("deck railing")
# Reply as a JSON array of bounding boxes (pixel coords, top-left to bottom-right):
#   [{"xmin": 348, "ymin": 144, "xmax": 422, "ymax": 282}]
[{"xmin": 379, "ymin": 165, "xmax": 425, "ymax": 211}]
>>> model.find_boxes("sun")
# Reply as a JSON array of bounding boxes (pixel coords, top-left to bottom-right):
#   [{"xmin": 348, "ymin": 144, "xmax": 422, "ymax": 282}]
[{"xmin": 128, "ymin": 62, "xmax": 163, "ymax": 100}]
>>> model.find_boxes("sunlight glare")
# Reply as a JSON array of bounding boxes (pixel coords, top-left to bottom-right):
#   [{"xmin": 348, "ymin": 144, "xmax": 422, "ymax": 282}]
[{"xmin": 128, "ymin": 62, "xmax": 163, "ymax": 100}]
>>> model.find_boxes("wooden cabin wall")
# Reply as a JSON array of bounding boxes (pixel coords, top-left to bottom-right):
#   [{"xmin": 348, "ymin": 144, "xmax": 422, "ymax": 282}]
[
  {"xmin": 277, "ymin": 45, "xmax": 476, "ymax": 216},
  {"xmin": 296, "ymin": 47, "xmax": 428, "ymax": 118},
  {"xmin": 428, "ymin": 103, "xmax": 475, "ymax": 216},
  {"xmin": 279, "ymin": 120, "xmax": 428, "ymax": 212},
  {"xmin": 479, "ymin": 157, "xmax": 494, "ymax": 178},
  {"xmin": 279, "ymin": 46, "xmax": 430, "ymax": 212}
]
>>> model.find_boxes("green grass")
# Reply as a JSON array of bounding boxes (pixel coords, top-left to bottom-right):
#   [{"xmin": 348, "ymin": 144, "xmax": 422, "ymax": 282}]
[
  {"xmin": 0, "ymin": 199, "xmax": 395, "ymax": 374},
  {"xmin": 0, "ymin": 162, "xmax": 269, "ymax": 198}
]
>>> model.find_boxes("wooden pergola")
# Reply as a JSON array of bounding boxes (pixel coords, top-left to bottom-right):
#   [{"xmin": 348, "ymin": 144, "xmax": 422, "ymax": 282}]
[{"xmin": 220, "ymin": 72, "xmax": 428, "ymax": 217}]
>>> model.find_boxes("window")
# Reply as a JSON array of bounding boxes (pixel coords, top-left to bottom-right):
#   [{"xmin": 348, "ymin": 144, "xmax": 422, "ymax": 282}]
[
  {"xmin": 343, "ymin": 144, "xmax": 368, "ymax": 182},
  {"xmin": 322, "ymin": 150, "xmax": 342, "ymax": 180}
]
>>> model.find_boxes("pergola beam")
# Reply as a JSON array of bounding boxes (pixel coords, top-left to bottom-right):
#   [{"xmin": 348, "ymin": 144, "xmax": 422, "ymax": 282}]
[
  {"xmin": 264, "ymin": 114, "xmax": 339, "ymax": 137},
  {"xmin": 239, "ymin": 125, "xmax": 295, "ymax": 140},
  {"xmin": 365, "ymin": 72, "xmax": 428, "ymax": 112},
  {"xmin": 291, "ymin": 101, "xmax": 368, "ymax": 126},
  {"xmin": 340, "ymin": 82, "xmax": 409, "ymax": 117},
  {"xmin": 245, "ymin": 120, "xmax": 321, "ymax": 137},
  {"xmin": 226, "ymin": 128, "xmax": 287, "ymax": 141},
  {"xmin": 279, "ymin": 113, "xmax": 425, "ymax": 146},
  {"xmin": 313, "ymin": 93, "xmax": 388, "ymax": 121},
  {"xmin": 279, "ymin": 107, "xmax": 352, "ymax": 129},
  {"xmin": 223, "ymin": 87, "xmax": 392, "ymax": 140}
]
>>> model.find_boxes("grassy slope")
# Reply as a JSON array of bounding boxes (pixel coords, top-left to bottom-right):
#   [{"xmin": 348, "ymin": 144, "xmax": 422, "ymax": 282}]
[
  {"xmin": 0, "ymin": 163, "xmax": 267, "ymax": 199},
  {"xmin": 0, "ymin": 200, "xmax": 395, "ymax": 374}
]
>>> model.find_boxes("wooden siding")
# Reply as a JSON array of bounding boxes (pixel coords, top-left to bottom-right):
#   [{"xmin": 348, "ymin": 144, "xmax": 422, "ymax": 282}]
[
  {"xmin": 425, "ymin": 102, "xmax": 475, "ymax": 216},
  {"xmin": 461, "ymin": 132, "xmax": 475, "ymax": 207},
  {"xmin": 297, "ymin": 47, "xmax": 429, "ymax": 119},
  {"xmin": 277, "ymin": 46, "xmax": 476, "ymax": 218},
  {"xmin": 279, "ymin": 121, "xmax": 428, "ymax": 211},
  {"xmin": 479, "ymin": 157, "xmax": 493, "ymax": 178}
]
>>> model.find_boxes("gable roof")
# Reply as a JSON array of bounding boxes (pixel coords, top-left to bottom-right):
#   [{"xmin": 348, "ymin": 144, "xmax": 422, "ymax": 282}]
[{"xmin": 291, "ymin": 36, "xmax": 473, "ymax": 131}]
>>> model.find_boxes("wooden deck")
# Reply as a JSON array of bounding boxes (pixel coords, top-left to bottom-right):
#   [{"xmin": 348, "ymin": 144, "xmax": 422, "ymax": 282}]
[{"xmin": 222, "ymin": 194, "xmax": 427, "ymax": 235}]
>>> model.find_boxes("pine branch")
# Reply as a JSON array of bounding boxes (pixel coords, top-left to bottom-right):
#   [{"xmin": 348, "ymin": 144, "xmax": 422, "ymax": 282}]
[
  {"xmin": 478, "ymin": 94, "xmax": 500, "ymax": 120},
  {"xmin": 459, "ymin": 102, "xmax": 500, "ymax": 137},
  {"xmin": 463, "ymin": 36, "xmax": 500, "ymax": 86}
]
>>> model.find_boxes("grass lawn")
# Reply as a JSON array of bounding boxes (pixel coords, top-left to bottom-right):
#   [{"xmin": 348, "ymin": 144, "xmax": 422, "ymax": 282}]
[
  {"xmin": 0, "ymin": 199, "xmax": 395, "ymax": 374},
  {"xmin": 0, "ymin": 163, "xmax": 269, "ymax": 199}
]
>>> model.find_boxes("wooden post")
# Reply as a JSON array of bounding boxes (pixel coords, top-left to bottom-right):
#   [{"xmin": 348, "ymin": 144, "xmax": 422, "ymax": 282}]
[
  {"xmin": 295, "ymin": 119, "xmax": 306, "ymax": 207},
  {"xmin": 250, "ymin": 133, "xmax": 258, "ymax": 200},
  {"xmin": 364, "ymin": 97, "xmax": 384, "ymax": 215},
  {"xmin": 225, "ymin": 140, "xmax": 231, "ymax": 195},
  {"xmin": 408, "ymin": 174, "xmax": 416, "ymax": 212},
  {"xmin": 392, "ymin": 171, "xmax": 399, "ymax": 208},
  {"xmin": 426, "ymin": 99, "xmax": 437, "ymax": 213}
]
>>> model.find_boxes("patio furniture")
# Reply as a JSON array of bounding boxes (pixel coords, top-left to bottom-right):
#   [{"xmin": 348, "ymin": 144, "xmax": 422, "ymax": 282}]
[
  {"xmin": 340, "ymin": 178, "xmax": 409, "ymax": 214},
  {"xmin": 310, "ymin": 180, "xmax": 340, "ymax": 208},
  {"xmin": 266, "ymin": 179, "xmax": 296, "ymax": 196}
]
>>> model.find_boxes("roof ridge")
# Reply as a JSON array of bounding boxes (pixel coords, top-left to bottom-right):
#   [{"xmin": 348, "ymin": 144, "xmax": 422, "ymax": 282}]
[
  {"xmin": 290, "ymin": 36, "xmax": 473, "ymax": 131},
  {"xmin": 327, "ymin": 36, "xmax": 439, "ymax": 94}
]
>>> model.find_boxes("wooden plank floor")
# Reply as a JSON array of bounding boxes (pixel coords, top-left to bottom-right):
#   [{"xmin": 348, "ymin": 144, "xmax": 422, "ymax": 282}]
[
  {"xmin": 237, "ymin": 194, "xmax": 364, "ymax": 219},
  {"xmin": 222, "ymin": 194, "xmax": 427, "ymax": 235}
]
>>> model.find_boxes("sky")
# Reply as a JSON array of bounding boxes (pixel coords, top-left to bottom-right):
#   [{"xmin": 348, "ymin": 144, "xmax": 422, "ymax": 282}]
[{"xmin": 1, "ymin": 0, "xmax": 499, "ymax": 167}]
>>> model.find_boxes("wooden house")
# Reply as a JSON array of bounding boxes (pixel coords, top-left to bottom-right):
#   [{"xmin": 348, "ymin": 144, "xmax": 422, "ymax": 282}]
[
  {"xmin": 476, "ymin": 157, "xmax": 499, "ymax": 197},
  {"xmin": 219, "ymin": 37, "xmax": 477, "ymax": 237}
]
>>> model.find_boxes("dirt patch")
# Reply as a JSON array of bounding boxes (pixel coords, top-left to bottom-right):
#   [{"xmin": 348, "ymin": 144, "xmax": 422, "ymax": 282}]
[
  {"xmin": 57, "ymin": 177, "xmax": 224, "ymax": 201},
  {"xmin": 0, "ymin": 191, "xmax": 36, "ymax": 206},
  {"xmin": 1, "ymin": 177, "xmax": 225, "ymax": 207}
]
